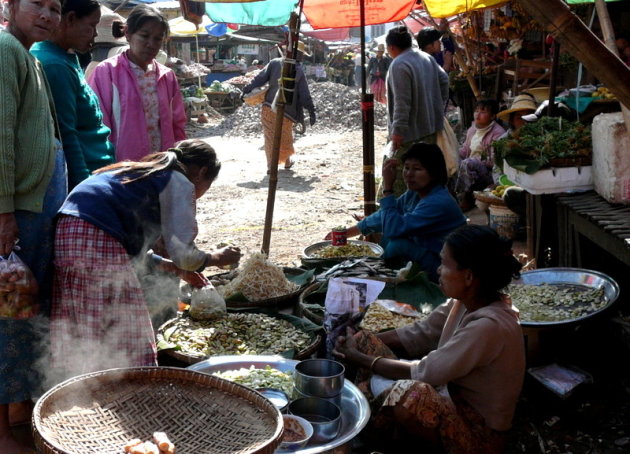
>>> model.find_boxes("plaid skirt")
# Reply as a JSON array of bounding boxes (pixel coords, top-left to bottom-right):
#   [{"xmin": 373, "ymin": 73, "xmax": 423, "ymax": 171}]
[
  {"xmin": 262, "ymin": 104, "xmax": 294, "ymax": 167},
  {"xmin": 50, "ymin": 216, "xmax": 157, "ymax": 383},
  {"xmin": 354, "ymin": 331, "xmax": 506, "ymax": 454}
]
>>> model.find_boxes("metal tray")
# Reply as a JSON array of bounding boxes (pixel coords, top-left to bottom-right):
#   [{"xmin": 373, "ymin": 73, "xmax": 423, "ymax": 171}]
[
  {"xmin": 511, "ymin": 267, "xmax": 620, "ymax": 328},
  {"xmin": 303, "ymin": 240, "xmax": 384, "ymax": 260},
  {"xmin": 188, "ymin": 355, "xmax": 370, "ymax": 453}
]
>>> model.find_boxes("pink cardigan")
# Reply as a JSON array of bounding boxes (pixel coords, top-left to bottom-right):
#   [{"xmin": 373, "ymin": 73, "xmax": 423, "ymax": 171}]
[
  {"xmin": 88, "ymin": 52, "xmax": 186, "ymax": 162},
  {"xmin": 458, "ymin": 121, "xmax": 506, "ymax": 167}
]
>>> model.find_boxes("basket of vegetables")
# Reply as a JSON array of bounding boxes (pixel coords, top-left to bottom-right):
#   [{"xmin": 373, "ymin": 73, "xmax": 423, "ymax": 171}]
[{"xmin": 494, "ymin": 116, "xmax": 592, "ymax": 174}]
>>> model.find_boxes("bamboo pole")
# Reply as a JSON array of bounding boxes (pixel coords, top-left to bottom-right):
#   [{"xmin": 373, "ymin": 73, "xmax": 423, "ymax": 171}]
[
  {"xmin": 593, "ymin": 0, "xmax": 630, "ymax": 131},
  {"xmin": 261, "ymin": 12, "xmax": 300, "ymax": 255},
  {"xmin": 514, "ymin": 0, "xmax": 630, "ymax": 109}
]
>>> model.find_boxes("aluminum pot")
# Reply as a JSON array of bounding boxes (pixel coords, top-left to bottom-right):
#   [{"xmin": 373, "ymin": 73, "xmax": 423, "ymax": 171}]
[
  {"xmin": 294, "ymin": 359, "xmax": 344, "ymax": 398},
  {"xmin": 288, "ymin": 397, "xmax": 341, "ymax": 443}
]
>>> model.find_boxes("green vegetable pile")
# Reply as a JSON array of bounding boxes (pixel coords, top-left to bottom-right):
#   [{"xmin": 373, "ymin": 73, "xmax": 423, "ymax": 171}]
[{"xmin": 494, "ymin": 116, "xmax": 591, "ymax": 174}]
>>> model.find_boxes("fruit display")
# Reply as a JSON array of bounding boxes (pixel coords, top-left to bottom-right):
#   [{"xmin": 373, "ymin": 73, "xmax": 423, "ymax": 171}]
[{"xmin": 591, "ymin": 86, "xmax": 616, "ymax": 100}]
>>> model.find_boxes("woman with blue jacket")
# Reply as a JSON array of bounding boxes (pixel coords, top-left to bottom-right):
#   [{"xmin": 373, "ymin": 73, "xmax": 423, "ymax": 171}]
[{"xmin": 327, "ymin": 143, "xmax": 466, "ymax": 281}]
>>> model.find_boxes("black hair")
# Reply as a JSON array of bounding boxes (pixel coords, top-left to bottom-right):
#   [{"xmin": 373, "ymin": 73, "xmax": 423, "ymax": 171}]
[
  {"xmin": 94, "ymin": 139, "xmax": 220, "ymax": 184},
  {"xmin": 61, "ymin": 0, "xmax": 98, "ymax": 17},
  {"xmin": 475, "ymin": 99, "xmax": 499, "ymax": 115},
  {"xmin": 400, "ymin": 142, "xmax": 448, "ymax": 186},
  {"xmin": 385, "ymin": 26, "xmax": 412, "ymax": 51},
  {"xmin": 445, "ymin": 225, "xmax": 523, "ymax": 299},
  {"xmin": 125, "ymin": 4, "xmax": 169, "ymax": 37},
  {"xmin": 416, "ymin": 27, "xmax": 442, "ymax": 51}
]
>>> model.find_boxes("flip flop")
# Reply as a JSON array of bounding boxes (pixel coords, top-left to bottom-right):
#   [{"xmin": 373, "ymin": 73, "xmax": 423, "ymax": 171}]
[{"xmin": 284, "ymin": 159, "xmax": 295, "ymax": 170}]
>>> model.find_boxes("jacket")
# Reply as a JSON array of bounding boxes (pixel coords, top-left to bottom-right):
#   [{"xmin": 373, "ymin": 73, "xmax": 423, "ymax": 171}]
[
  {"xmin": 31, "ymin": 40, "xmax": 115, "ymax": 189},
  {"xmin": 87, "ymin": 51, "xmax": 186, "ymax": 162},
  {"xmin": 386, "ymin": 48, "xmax": 449, "ymax": 143},
  {"xmin": 459, "ymin": 121, "xmax": 506, "ymax": 167},
  {"xmin": 0, "ymin": 31, "xmax": 56, "ymax": 214},
  {"xmin": 242, "ymin": 58, "xmax": 315, "ymax": 124}
]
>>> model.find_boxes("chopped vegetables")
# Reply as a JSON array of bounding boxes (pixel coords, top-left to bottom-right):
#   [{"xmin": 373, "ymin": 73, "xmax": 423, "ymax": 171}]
[
  {"xmin": 507, "ymin": 283, "xmax": 606, "ymax": 322},
  {"xmin": 213, "ymin": 366, "xmax": 294, "ymax": 395},
  {"xmin": 164, "ymin": 313, "xmax": 312, "ymax": 357},
  {"xmin": 217, "ymin": 253, "xmax": 299, "ymax": 302},
  {"xmin": 311, "ymin": 244, "xmax": 378, "ymax": 259}
]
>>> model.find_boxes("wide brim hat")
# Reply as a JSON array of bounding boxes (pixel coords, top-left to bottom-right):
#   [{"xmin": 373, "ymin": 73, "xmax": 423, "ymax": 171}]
[
  {"xmin": 96, "ymin": 6, "xmax": 127, "ymax": 45},
  {"xmin": 497, "ymin": 94, "xmax": 538, "ymax": 122},
  {"xmin": 297, "ymin": 41, "xmax": 312, "ymax": 56},
  {"xmin": 376, "ymin": 43, "xmax": 385, "ymax": 53}
]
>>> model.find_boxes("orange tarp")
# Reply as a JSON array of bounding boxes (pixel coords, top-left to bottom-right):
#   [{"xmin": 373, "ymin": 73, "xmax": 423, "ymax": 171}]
[{"xmin": 303, "ymin": 0, "xmax": 417, "ymax": 30}]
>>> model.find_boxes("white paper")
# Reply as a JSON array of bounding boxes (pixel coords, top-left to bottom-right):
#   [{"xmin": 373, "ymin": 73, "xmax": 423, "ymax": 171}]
[{"xmin": 324, "ymin": 277, "xmax": 386, "ymax": 315}]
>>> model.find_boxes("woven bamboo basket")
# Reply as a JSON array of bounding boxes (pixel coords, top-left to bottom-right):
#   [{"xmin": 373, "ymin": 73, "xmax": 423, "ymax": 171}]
[
  {"xmin": 33, "ymin": 367, "xmax": 282, "ymax": 454},
  {"xmin": 297, "ymin": 282, "xmax": 326, "ymax": 325},
  {"xmin": 473, "ymin": 190, "xmax": 506, "ymax": 206},
  {"xmin": 157, "ymin": 314, "xmax": 323, "ymax": 365}
]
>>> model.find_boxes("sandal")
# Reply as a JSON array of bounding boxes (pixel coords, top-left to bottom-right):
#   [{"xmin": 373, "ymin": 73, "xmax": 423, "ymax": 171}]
[{"xmin": 284, "ymin": 158, "xmax": 295, "ymax": 170}]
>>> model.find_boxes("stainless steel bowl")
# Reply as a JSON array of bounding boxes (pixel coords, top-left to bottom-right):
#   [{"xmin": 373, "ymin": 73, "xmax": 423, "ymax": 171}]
[
  {"xmin": 292, "ymin": 386, "xmax": 342, "ymax": 408},
  {"xmin": 302, "ymin": 240, "xmax": 384, "ymax": 259},
  {"xmin": 512, "ymin": 267, "xmax": 620, "ymax": 327},
  {"xmin": 288, "ymin": 397, "xmax": 341, "ymax": 443},
  {"xmin": 294, "ymin": 359, "xmax": 344, "ymax": 398},
  {"xmin": 256, "ymin": 388, "xmax": 289, "ymax": 413}
]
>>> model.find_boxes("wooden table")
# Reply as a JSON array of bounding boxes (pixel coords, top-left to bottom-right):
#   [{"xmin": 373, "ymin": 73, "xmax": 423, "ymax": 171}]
[{"xmin": 555, "ymin": 191, "xmax": 630, "ymax": 268}]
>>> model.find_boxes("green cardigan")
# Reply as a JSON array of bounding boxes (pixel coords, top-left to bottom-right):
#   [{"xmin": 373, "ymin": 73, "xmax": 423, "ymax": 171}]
[
  {"xmin": 0, "ymin": 31, "xmax": 57, "ymax": 214},
  {"xmin": 31, "ymin": 40, "xmax": 114, "ymax": 189}
]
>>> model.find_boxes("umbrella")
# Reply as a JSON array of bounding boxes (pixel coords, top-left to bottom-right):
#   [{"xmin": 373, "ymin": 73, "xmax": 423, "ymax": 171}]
[
  {"xmin": 200, "ymin": 0, "xmax": 417, "ymax": 254},
  {"xmin": 422, "ymin": 0, "xmax": 507, "ymax": 18}
]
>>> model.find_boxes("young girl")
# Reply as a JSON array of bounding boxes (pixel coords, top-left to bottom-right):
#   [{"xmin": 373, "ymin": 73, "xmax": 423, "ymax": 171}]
[
  {"xmin": 454, "ymin": 99, "xmax": 506, "ymax": 211},
  {"xmin": 1, "ymin": 0, "xmax": 64, "ymax": 451},
  {"xmin": 88, "ymin": 4, "xmax": 186, "ymax": 162}
]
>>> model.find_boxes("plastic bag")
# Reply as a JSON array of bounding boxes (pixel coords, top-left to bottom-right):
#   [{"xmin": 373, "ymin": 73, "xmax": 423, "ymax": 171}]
[
  {"xmin": 0, "ymin": 252, "xmax": 39, "ymax": 319},
  {"xmin": 436, "ymin": 119, "xmax": 459, "ymax": 177},
  {"xmin": 189, "ymin": 284, "xmax": 226, "ymax": 321}
]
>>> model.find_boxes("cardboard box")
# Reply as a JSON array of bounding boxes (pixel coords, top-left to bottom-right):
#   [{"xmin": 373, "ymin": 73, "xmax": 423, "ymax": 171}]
[{"xmin": 504, "ymin": 162, "xmax": 593, "ymax": 195}]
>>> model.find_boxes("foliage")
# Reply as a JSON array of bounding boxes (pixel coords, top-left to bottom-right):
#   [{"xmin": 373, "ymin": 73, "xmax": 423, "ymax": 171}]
[{"xmin": 493, "ymin": 116, "xmax": 591, "ymax": 174}]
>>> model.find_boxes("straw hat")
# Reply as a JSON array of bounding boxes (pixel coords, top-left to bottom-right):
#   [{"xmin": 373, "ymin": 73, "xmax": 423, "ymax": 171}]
[
  {"xmin": 297, "ymin": 41, "xmax": 312, "ymax": 56},
  {"xmin": 377, "ymin": 43, "xmax": 385, "ymax": 53},
  {"xmin": 96, "ymin": 8, "xmax": 127, "ymax": 45},
  {"xmin": 497, "ymin": 94, "xmax": 537, "ymax": 122}
]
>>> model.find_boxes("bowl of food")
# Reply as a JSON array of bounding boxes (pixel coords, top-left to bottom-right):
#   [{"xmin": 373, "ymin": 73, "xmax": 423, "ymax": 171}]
[
  {"xmin": 303, "ymin": 240, "xmax": 383, "ymax": 260},
  {"xmin": 294, "ymin": 359, "xmax": 344, "ymax": 398},
  {"xmin": 277, "ymin": 414, "xmax": 313, "ymax": 452},
  {"xmin": 287, "ymin": 397, "xmax": 341, "ymax": 443}
]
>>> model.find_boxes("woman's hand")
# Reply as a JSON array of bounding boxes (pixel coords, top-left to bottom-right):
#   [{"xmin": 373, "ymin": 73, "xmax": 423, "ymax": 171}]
[
  {"xmin": 332, "ymin": 327, "xmax": 359, "ymax": 361},
  {"xmin": 324, "ymin": 225, "xmax": 361, "ymax": 241},
  {"xmin": 381, "ymin": 158, "xmax": 398, "ymax": 193},
  {"xmin": 0, "ymin": 213, "xmax": 18, "ymax": 257},
  {"xmin": 208, "ymin": 246, "xmax": 242, "ymax": 267},
  {"xmin": 178, "ymin": 271, "xmax": 210, "ymax": 289}
]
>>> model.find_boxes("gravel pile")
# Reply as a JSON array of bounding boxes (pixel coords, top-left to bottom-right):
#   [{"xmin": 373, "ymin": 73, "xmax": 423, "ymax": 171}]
[{"xmin": 203, "ymin": 81, "xmax": 388, "ymax": 137}]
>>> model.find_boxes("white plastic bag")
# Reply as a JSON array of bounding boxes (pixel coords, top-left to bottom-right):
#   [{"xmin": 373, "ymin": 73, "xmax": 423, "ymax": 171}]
[{"xmin": 189, "ymin": 284, "xmax": 226, "ymax": 321}]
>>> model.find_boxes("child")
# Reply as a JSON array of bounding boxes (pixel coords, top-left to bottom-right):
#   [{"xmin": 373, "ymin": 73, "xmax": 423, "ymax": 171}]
[{"xmin": 454, "ymin": 99, "xmax": 506, "ymax": 211}]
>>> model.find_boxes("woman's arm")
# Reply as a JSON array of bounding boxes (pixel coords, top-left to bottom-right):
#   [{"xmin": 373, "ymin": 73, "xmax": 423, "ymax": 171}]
[
  {"xmin": 169, "ymin": 72, "xmax": 187, "ymax": 142},
  {"xmin": 87, "ymin": 63, "xmax": 115, "ymax": 142}
]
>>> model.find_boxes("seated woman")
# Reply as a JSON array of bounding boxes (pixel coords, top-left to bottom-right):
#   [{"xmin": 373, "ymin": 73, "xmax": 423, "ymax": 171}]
[
  {"xmin": 453, "ymin": 99, "xmax": 506, "ymax": 211},
  {"xmin": 50, "ymin": 139, "xmax": 241, "ymax": 382},
  {"xmin": 333, "ymin": 225, "xmax": 525, "ymax": 454},
  {"xmin": 327, "ymin": 143, "xmax": 466, "ymax": 281}
]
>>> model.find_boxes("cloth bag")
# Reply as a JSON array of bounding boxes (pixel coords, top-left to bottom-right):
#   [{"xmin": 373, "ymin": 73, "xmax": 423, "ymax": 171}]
[{"xmin": 436, "ymin": 119, "xmax": 459, "ymax": 177}]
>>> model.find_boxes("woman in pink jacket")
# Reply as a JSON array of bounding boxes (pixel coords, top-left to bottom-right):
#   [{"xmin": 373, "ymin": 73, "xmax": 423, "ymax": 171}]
[{"xmin": 88, "ymin": 5, "xmax": 186, "ymax": 162}]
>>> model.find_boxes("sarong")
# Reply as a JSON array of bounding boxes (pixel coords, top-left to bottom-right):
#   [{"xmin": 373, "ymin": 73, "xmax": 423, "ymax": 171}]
[
  {"xmin": 50, "ymin": 216, "xmax": 157, "ymax": 385},
  {"xmin": 353, "ymin": 331, "xmax": 506, "ymax": 454},
  {"xmin": 261, "ymin": 104, "xmax": 294, "ymax": 167}
]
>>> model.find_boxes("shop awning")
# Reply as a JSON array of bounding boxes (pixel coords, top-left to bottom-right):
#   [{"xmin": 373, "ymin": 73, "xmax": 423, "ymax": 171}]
[
  {"xmin": 422, "ymin": 0, "xmax": 507, "ymax": 19},
  {"xmin": 301, "ymin": 27, "xmax": 350, "ymax": 41}
]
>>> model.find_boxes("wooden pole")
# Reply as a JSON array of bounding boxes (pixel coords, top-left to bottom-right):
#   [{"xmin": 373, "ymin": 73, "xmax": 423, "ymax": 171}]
[
  {"xmin": 261, "ymin": 12, "xmax": 300, "ymax": 255},
  {"xmin": 359, "ymin": 0, "xmax": 376, "ymax": 217},
  {"xmin": 547, "ymin": 41, "xmax": 561, "ymax": 117},
  {"xmin": 593, "ymin": 0, "xmax": 630, "ymax": 131},
  {"xmin": 514, "ymin": 0, "xmax": 630, "ymax": 109}
]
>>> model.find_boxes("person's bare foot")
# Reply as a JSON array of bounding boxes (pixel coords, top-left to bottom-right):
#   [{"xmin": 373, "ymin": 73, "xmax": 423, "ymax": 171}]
[
  {"xmin": 283, "ymin": 158, "xmax": 294, "ymax": 169},
  {"xmin": 0, "ymin": 433, "xmax": 34, "ymax": 454}
]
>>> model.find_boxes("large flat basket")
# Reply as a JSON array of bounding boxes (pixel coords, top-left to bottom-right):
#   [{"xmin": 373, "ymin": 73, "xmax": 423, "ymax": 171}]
[{"xmin": 33, "ymin": 367, "xmax": 283, "ymax": 454}]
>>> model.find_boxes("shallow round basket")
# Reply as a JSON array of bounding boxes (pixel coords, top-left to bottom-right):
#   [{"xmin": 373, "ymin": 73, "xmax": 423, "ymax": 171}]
[
  {"xmin": 218, "ymin": 267, "xmax": 313, "ymax": 309},
  {"xmin": 301, "ymin": 240, "xmax": 384, "ymax": 269},
  {"xmin": 157, "ymin": 314, "xmax": 323, "ymax": 365},
  {"xmin": 473, "ymin": 190, "xmax": 506, "ymax": 206},
  {"xmin": 512, "ymin": 267, "xmax": 620, "ymax": 328},
  {"xmin": 298, "ymin": 282, "xmax": 326, "ymax": 325},
  {"xmin": 33, "ymin": 367, "xmax": 282, "ymax": 454}
]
